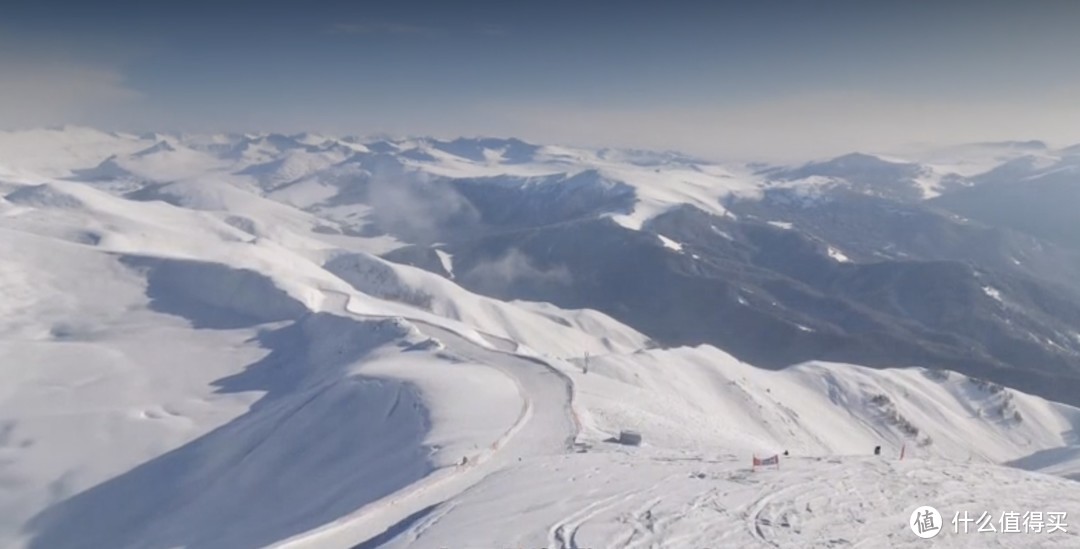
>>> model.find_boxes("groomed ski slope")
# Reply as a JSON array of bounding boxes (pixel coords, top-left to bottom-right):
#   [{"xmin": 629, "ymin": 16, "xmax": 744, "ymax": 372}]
[
  {"xmin": 291, "ymin": 341, "xmax": 1080, "ymax": 548},
  {"xmin": 272, "ymin": 320, "xmax": 581, "ymax": 549},
  {"xmin": 362, "ymin": 451, "xmax": 1080, "ymax": 548}
]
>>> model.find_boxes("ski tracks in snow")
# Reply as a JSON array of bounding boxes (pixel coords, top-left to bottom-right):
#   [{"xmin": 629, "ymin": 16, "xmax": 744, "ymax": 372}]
[{"xmin": 274, "ymin": 294, "xmax": 582, "ymax": 548}]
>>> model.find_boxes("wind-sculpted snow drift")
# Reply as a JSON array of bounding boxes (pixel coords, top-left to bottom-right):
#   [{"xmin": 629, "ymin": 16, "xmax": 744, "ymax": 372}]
[{"xmin": 1, "ymin": 127, "xmax": 1080, "ymax": 548}]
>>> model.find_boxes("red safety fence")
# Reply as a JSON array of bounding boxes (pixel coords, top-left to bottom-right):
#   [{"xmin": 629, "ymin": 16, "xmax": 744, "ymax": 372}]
[{"xmin": 752, "ymin": 454, "xmax": 780, "ymax": 470}]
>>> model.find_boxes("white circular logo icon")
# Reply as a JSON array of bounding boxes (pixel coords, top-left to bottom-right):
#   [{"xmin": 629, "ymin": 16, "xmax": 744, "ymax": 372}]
[{"xmin": 910, "ymin": 505, "xmax": 943, "ymax": 539}]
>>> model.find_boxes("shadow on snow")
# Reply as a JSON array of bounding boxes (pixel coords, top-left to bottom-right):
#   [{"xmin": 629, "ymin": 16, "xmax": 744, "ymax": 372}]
[{"xmin": 27, "ymin": 256, "xmax": 436, "ymax": 549}]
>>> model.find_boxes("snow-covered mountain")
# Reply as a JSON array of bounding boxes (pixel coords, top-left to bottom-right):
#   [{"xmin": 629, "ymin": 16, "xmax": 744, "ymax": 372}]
[{"xmin": 2, "ymin": 127, "xmax": 1080, "ymax": 548}]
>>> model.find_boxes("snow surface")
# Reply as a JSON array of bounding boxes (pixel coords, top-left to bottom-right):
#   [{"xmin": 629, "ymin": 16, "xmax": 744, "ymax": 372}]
[
  {"xmin": 562, "ymin": 346, "xmax": 1080, "ymax": 463},
  {"xmin": 359, "ymin": 453, "xmax": 1080, "ymax": 548},
  {"xmin": 0, "ymin": 128, "xmax": 1078, "ymax": 548},
  {"xmin": 827, "ymin": 246, "xmax": 851, "ymax": 263},
  {"xmin": 434, "ymin": 249, "xmax": 454, "ymax": 278},
  {"xmin": 895, "ymin": 141, "xmax": 1062, "ymax": 178},
  {"xmin": 656, "ymin": 234, "xmax": 684, "ymax": 252}
]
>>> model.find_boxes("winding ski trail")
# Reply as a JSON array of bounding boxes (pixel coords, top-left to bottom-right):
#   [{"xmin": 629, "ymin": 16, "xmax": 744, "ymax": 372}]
[{"xmin": 272, "ymin": 294, "xmax": 580, "ymax": 549}]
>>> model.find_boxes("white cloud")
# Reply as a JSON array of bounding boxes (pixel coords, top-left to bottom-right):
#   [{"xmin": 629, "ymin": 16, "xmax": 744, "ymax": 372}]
[{"xmin": 0, "ymin": 54, "xmax": 140, "ymax": 130}]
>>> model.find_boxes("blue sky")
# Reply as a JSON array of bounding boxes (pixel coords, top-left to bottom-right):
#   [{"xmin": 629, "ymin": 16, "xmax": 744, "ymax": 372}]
[{"xmin": 3, "ymin": 0, "xmax": 1080, "ymax": 159}]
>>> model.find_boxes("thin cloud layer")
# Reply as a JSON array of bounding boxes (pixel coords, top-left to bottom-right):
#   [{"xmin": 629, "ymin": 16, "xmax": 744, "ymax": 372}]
[{"xmin": 0, "ymin": 56, "xmax": 140, "ymax": 130}]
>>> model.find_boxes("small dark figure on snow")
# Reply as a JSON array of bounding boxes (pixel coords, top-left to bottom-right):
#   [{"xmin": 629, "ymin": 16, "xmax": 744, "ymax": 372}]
[
  {"xmin": 783, "ymin": 450, "xmax": 789, "ymax": 457},
  {"xmin": 873, "ymin": 445, "xmax": 882, "ymax": 456}
]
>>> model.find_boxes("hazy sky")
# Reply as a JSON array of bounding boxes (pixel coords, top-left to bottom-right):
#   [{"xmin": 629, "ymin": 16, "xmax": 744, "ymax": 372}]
[{"xmin": 4, "ymin": 0, "xmax": 1080, "ymax": 160}]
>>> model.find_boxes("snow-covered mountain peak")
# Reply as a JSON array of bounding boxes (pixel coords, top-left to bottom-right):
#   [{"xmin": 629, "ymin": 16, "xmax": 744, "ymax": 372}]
[{"xmin": 132, "ymin": 139, "xmax": 179, "ymax": 157}]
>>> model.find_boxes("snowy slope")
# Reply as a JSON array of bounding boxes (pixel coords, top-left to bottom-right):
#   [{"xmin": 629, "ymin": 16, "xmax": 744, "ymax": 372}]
[
  {"xmin": 0, "ymin": 127, "xmax": 1025, "ymax": 239},
  {"xmin": 79, "ymin": 140, "xmax": 228, "ymax": 183},
  {"xmin": 2, "ymin": 128, "xmax": 761, "ymax": 235},
  {"xmin": 0, "ymin": 185, "xmax": 527, "ymax": 549},
  {"xmin": 1, "ymin": 128, "xmax": 1079, "ymax": 549},
  {"xmin": 285, "ymin": 343, "xmax": 1080, "ymax": 549},
  {"xmin": 898, "ymin": 140, "xmax": 1060, "ymax": 177},
  {"xmin": 325, "ymin": 251, "xmax": 651, "ymax": 358},
  {"xmin": 561, "ymin": 345, "xmax": 1080, "ymax": 463},
  {"xmin": 287, "ymin": 341, "xmax": 1080, "ymax": 548},
  {"xmin": 0, "ymin": 149, "xmax": 631, "ymax": 547},
  {"xmin": 0, "ymin": 127, "xmax": 148, "ymax": 178},
  {"xmin": 359, "ymin": 452, "xmax": 1080, "ymax": 548}
]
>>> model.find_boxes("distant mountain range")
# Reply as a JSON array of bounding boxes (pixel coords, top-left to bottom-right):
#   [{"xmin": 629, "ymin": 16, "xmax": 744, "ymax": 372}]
[{"xmin": 5, "ymin": 127, "xmax": 1080, "ymax": 409}]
